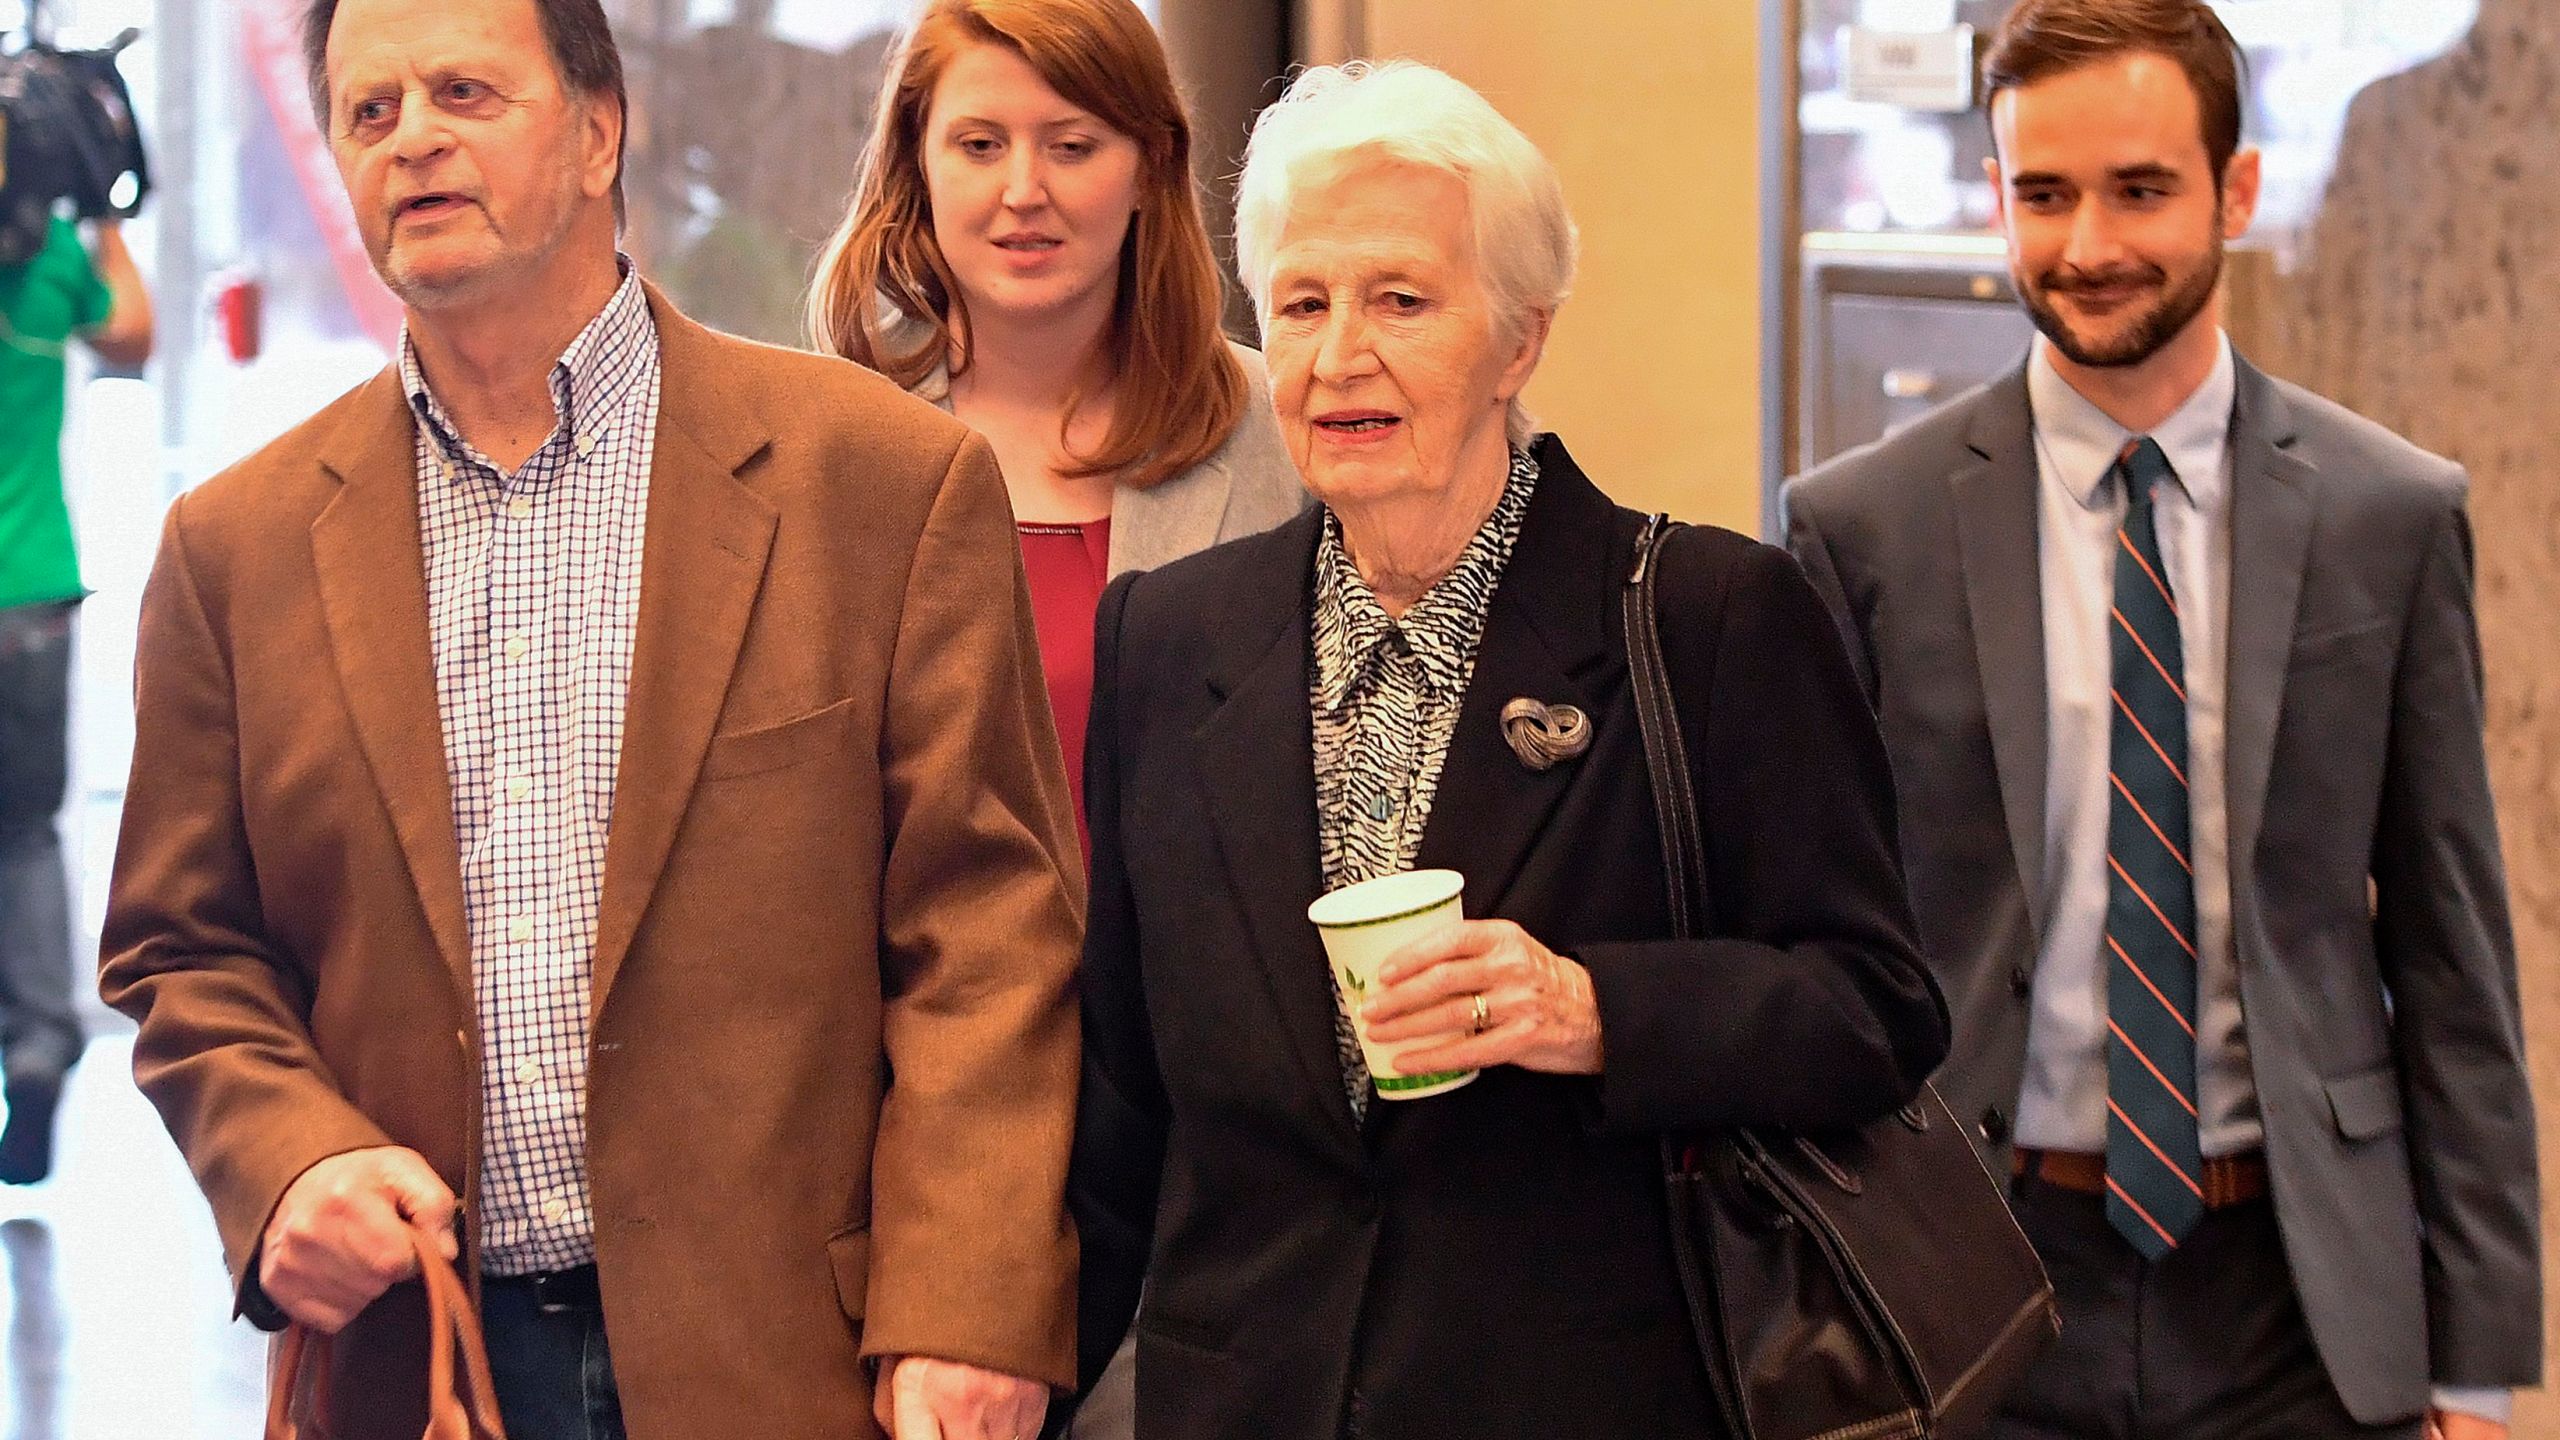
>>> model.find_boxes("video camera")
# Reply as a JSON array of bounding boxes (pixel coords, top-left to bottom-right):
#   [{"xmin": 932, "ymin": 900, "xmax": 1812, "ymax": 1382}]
[{"xmin": 0, "ymin": 6, "xmax": 151, "ymax": 267}]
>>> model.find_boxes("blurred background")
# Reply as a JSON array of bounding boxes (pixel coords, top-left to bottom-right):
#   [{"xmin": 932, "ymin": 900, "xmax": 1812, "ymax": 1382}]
[{"xmin": 5, "ymin": 0, "xmax": 2554, "ymax": 1433}]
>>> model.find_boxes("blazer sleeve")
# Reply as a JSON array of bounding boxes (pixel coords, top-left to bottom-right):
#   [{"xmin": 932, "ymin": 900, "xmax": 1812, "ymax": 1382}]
[
  {"xmin": 97, "ymin": 495, "xmax": 397, "ymax": 1311},
  {"xmin": 1063, "ymin": 571, "xmax": 1170, "ymax": 1401},
  {"xmin": 2368, "ymin": 492, "xmax": 2543, "ymax": 1385},
  {"xmin": 863, "ymin": 432, "xmax": 1086, "ymax": 1390},
  {"xmin": 1779, "ymin": 478, "xmax": 1880, "ymax": 708},
  {"xmin": 1576, "ymin": 536, "xmax": 1948, "ymax": 1136}
]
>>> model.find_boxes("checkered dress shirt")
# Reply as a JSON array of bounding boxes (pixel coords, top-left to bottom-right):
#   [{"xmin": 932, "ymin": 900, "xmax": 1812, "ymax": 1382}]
[
  {"xmin": 404, "ymin": 267, "xmax": 659, "ymax": 1275},
  {"xmin": 1309, "ymin": 447, "xmax": 1535, "ymax": 1114}
]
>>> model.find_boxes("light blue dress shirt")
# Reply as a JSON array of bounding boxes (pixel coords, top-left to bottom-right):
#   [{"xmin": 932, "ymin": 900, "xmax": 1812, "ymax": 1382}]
[{"xmin": 2018, "ymin": 331, "xmax": 2254, "ymax": 1159}]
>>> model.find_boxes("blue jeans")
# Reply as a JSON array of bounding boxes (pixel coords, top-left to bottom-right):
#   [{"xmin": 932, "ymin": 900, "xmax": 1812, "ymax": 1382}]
[
  {"xmin": 0, "ymin": 603, "xmax": 81, "ymax": 1091},
  {"xmin": 479, "ymin": 1270, "xmax": 626, "ymax": 1440}
]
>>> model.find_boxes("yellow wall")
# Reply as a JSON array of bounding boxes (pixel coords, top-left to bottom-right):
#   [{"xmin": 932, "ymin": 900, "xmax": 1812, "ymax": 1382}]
[{"xmin": 1355, "ymin": 0, "xmax": 1765, "ymax": 532}]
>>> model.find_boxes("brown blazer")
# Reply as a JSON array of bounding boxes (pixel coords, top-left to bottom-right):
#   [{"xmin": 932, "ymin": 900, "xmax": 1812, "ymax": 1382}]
[{"xmin": 98, "ymin": 287, "xmax": 1084, "ymax": 1439}]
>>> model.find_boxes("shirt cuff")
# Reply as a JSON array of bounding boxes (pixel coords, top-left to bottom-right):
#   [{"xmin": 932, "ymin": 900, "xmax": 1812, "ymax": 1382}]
[
  {"xmin": 237, "ymin": 1245, "xmax": 292, "ymax": 1333},
  {"xmin": 2431, "ymin": 1386, "xmax": 2511, "ymax": 1425}
]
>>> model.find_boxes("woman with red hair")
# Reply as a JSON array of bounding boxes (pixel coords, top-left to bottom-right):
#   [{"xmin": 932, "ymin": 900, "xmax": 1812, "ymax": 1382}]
[{"xmin": 809, "ymin": 0, "xmax": 1301, "ymax": 863}]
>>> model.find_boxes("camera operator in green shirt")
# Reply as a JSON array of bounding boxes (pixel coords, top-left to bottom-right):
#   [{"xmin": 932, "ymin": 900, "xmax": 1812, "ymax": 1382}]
[{"xmin": 0, "ymin": 213, "xmax": 151, "ymax": 1184}]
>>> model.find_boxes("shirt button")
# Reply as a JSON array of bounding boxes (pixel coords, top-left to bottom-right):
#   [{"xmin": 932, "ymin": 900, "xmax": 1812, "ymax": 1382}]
[
  {"xmin": 1977, "ymin": 1106, "xmax": 2011, "ymax": 1145},
  {"xmin": 542, "ymin": 1195, "xmax": 569, "ymax": 1224},
  {"xmin": 504, "ymin": 634, "xmax": 530, "ymax": 661},
  {"xmin": 507, "ymin": 496, "xmax": 533, "ymax": 520},
  {"xmin": 507, "ymin": 774, "xmax": 533, "ymax": 802},
  {"xmin": 508, "ymin": 914, "xmax": 535, "ymax": 942},
  {"xmin": 1366, "ymin": 793, "xmax": 1395, "ymax": 820},
  {"xmin": 514, "ymin": 1058, "xmax": 541, "ymax": 1085},
  {"xmin": 2009, "ymin": 966, "xmax": 2033, "ymax": 998},
  {"xmin": 575, "ymin": 433, "xmax": 597, "ymax": 457}
]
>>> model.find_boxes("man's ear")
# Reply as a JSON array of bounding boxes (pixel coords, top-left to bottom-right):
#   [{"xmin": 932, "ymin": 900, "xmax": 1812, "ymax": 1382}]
[
  {"xmin": 2219, "ymin": 146, "xmax": 2262, "ymax": 241},
  {"xmin": 581, "ymin": 93, "xmax": 625, "ymax": 202}
]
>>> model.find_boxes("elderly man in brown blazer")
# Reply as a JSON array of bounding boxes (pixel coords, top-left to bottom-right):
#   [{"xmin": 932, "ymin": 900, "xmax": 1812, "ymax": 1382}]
[{"xmin": 96, "ymin": 2, "xmax": 1080, "ymax": 1438}]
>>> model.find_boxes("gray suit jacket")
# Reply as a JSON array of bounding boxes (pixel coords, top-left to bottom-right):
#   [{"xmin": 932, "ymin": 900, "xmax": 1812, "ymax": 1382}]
[
  {"xmin": 916, "ymin": 338, "xmax": 1309, "ymax": 575},
  {"xmin": 1780, "ymin": 356, "xmax": 2540, "ymax": 1424}
]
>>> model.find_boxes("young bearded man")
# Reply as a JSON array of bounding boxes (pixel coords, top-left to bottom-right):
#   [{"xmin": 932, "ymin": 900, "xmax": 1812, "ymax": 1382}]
[{"xmin": 1783, "ymin": 2, "xmax": 2540, "ymax": 1436}]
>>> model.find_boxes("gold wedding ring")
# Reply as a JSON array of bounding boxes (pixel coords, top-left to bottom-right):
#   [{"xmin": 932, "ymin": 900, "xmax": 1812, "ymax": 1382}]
[{"xmin": 1470, "ymin": 991, "xmax": 1491, "ymax": 1033}]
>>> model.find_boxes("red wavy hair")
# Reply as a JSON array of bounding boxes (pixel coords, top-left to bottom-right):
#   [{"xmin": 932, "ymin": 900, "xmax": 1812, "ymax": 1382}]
[{"xmin": 806, "ymin": 0, "xmax": 1245, "ymax": 490}]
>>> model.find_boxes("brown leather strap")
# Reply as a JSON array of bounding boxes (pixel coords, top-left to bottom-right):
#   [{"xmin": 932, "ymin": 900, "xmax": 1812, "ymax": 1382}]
[
  {"xmin": 264, "ymin": 1230, "xmax": 509, "ymax": 1439},
  {"xmin": 2012, "ymin": 1146, "xmax": 2268, "ymax": 1208}
]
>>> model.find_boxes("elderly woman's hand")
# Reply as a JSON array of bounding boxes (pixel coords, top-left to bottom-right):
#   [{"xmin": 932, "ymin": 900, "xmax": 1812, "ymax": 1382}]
[{"xmin": 1362, "ymin": 920, "xmax": 1603, "ymax": 1077}]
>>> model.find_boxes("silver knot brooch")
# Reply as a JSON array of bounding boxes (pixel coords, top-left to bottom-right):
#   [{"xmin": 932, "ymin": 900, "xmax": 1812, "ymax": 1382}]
[{"xmin": 1499, "ymin": 698, "xmax": 1592, "ymax": 771}]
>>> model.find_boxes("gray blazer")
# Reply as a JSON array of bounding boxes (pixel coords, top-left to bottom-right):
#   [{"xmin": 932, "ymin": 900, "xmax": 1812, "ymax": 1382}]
[
  {"xmin": 1780, "ymin": 356, "xmax": 2540, "ymax": 1424},
  {"xmin": 914, "ymin": 338, "xmax": 1309, "ymax": 576}
]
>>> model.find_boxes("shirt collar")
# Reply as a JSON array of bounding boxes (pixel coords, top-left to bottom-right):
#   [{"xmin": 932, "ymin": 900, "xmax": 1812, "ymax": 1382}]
[
  {"xmin": 2027, "ymin": 329, "xmax": 2235, "ymax": 512},
  {"xmin": 1312, "ymin": 446, "xmax": 1539, "ymax": 713},
  {"xmin": 399, "ymin": 258, "xmax": 653, "ymax": 477}
]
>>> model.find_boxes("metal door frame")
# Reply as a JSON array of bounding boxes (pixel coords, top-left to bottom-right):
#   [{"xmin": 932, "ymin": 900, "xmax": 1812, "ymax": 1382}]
[{"xmin": 1758, "ymin": 0, "xmax": 1802, "ymax": 537}]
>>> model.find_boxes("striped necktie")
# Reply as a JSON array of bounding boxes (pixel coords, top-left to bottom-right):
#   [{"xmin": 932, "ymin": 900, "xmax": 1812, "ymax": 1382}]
[{"xmin": 2103, "ymin": 437, "xmax": 2205, "ymax": 1259}]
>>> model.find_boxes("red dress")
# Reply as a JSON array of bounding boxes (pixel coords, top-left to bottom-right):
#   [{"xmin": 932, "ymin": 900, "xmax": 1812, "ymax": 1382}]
[{"xmin": 1017, "ymin": 518, "xmax": 1111, "ymax": 862}]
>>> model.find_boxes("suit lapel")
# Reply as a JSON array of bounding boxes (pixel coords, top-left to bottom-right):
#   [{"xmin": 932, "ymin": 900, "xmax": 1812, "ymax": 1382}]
[
  {"xmin": 1108, "ymin": 457, "xmax": 1231, "ymax": 578},
  {"xmin": 1413, "ymin": 439, "xmax": 1614, "ymax": 921},
  {"xmin": 589, "ymin": 292, "xmax": 778, "ymax": 1008},
  {"xmin": 1950, "ymin": 369, "xmax": 2053, "ymax": 937},
  {"xmin": 310, "ymin": 369, "xmax": 475, "ymax": 999},
  {"xmin": 2220, "ymin": 362, "xmax": 2315, "ymax": 886},
  {"xmin": 1192, "ymin": 514, "xmax": 1363, "ymax": 1140}
]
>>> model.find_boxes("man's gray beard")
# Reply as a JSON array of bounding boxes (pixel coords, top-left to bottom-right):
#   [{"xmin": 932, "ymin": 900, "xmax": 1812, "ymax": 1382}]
[
  {"xmin": 385, "ymin": 253, "xmax": 513, "ymax": 311},
  {"xmin": 380, "ymin": 219, "xmax": 529, "ymax": 313},
  {"xmin": 2022, "ymin": 238, "xmax": 2223, "ymax": 370},
  {"xmin": 382, "ymin": 177, "xmax": 587, "ymax": 313}
]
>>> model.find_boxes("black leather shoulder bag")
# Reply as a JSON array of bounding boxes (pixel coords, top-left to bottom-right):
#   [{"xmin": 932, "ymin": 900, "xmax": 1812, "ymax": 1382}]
[{"xmin": 1623, "ymin": 513, "xmax": 2059, "ymax": 1440}]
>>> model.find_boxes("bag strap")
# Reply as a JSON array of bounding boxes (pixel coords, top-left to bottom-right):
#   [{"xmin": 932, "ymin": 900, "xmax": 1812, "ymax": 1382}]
[
  {"xmin": 1622, "ymin": 514, "xmax": 1711, "ymax": 941},
  {"xmin": 1628, "ymin": 515, "xmax": 1759, "ymax": 1437},
  {"xmin": 264, "ymin": 1229, "xmax": 510, "ymax": 1440}
]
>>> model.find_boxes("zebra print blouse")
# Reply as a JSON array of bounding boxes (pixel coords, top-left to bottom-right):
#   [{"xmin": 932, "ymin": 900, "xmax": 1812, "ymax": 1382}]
[{"xmin": 1310, "ymin": 447, "xmax": 1538, "ymax": 1108}]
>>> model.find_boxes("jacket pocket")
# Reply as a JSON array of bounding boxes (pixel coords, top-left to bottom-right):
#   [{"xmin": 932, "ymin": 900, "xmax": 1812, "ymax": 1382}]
[
  {"xmin": 827, "ymin": 1222, "xmax": 871, "ymax": 1321},
  {"xmin": 2288, "ymin": 614, "xmax": 2391, "ymax": 672},
  {"xmin": 2326, "ymin": 1066, "xmax": 2404, "ymax": 1141},
  {"xmin": 701, "ymin": 697, "xmax": 859, "ymax": 782}
]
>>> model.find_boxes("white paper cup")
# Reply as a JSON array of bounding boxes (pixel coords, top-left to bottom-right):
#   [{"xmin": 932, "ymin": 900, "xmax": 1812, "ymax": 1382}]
[{"xmin": 1307, "ymin": 869, "xmax": 1478, "ymax": 1100}]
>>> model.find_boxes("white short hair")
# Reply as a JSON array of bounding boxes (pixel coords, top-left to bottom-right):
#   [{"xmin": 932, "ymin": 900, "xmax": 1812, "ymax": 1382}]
[{"xmin": 1234, "ymin": 61, "xmax": 1578, "ymax": 449}]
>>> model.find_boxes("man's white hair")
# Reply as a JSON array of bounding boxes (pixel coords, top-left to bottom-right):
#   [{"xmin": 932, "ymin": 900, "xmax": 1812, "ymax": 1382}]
[{"xmin": 1234, "ymin": 60, "xmax": 1578, "ymax": 449}]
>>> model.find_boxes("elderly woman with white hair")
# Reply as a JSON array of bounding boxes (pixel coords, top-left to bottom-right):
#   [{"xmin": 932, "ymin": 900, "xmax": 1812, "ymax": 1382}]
[{"xmin": 1060, "ymin": 61, "xmax": 1949, "ymax": 1440}]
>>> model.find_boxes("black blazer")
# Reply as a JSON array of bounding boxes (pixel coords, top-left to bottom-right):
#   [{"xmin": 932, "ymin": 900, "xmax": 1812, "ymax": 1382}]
[{"xmin": 1068, "ymin": 437, "xmax": 1949, "ymax": 1440}]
